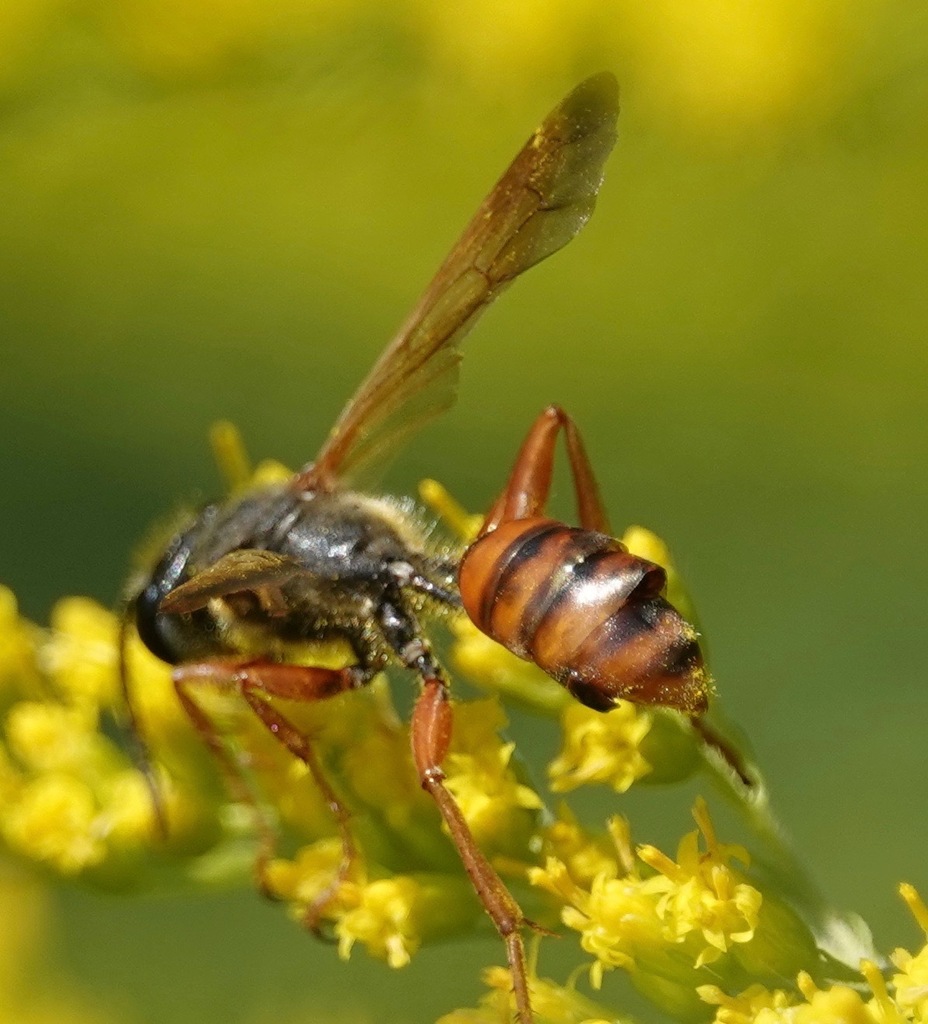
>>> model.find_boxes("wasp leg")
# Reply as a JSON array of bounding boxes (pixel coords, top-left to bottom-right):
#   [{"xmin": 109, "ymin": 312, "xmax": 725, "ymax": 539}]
[
  {"xmin": 411, "ymin": 676, "xmax": 533, "ymax": 1024},
  {"xmin": 378, "ymin": 596, "xmax": 533, "ymax": 1024},
  {"xmin": 406, "ymin": 571, "xmax": 461, "ymax": 607},
  {"xmin": 173, "ymin": 659, "xmax": 373, "ymax": 931},
  {"xmin": 481, "ymin": 405, "xmax": 610, "ymax": 536},
  {"xmin": 690, "ymin": 716, "xmax": 755, "ymax": 789}
]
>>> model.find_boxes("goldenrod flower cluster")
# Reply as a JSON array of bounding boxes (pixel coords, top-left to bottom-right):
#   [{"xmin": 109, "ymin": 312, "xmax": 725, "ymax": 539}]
[
  {"xmin": 529, "ymin": 801, "xmax": 814, "ymax": 1018},
  {"xmin": 1, "ymin": 465, "xmax": 926, "ymax": 1023},
  {"xmin": 0, "ymin": 587, "xmax": 161, "ymax": 882}
]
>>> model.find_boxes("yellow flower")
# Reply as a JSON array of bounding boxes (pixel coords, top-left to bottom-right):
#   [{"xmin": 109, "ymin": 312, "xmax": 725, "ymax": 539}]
[
  {"xmin": 43, "ymin": 597, "xmax": 121, "ymax": 707},
  {"xmin": 336, "ymin": 875, "xmax": 424, "ymax": 968},
  {"xmin": 268, "ymin": 755, "xmax": 353, "ymax": 847},
  {"xmin": 333, "ymin": 684, "xmax": 427, "ymax": 829},
  {"xmin": 530, "ymin": 800, "xmax": 772, "ymax": 1011},
  {"xmin": 566, "ymin": 873, "xmax": 661, "ymax": 987},
  {"xmin": 99, "ymin": 769, "xmax": 157, "ymax": 845},
  {"xmin": 208, "ymin": 419, "xmax": 254, "ymax": 493},
  {"xmin": 529, "ymin": 820, "xmax": 664, "ymax": 989},
  {"xmin": 638, "ymin": 798, "xmax": 760, "ymax": 967},
  {"xmin": 264, "ymin": 837, "xmax": 355, "ymax": 913},
  {"xmin": 698, "ymin": 981, "xmax": 796, "ymax": 1022},
  {"xmin": 891, "ymin": 884, "xmax": 928, "ymax": 1020},
  {"xmin": 0, "ymin": 585, "xmax": 41, "ymax": 697},
  {"xmin": 793, "ymin": 970, "xmax": 889, "ymax": 1024},
  {"xmin": 548, "ymin": 700, "xmax": 652, "ymax": 794},
  {"xmin": 860, "ymin": 961, "xmax": 911, "ymax": 1024},
  {"xmin": 119, "ymin": 626, "xmax": 186, "ymax": 740},
  {"xmin": 5, "ymin": 701, "xmax": 101, "ymax": 774},
  {"xmin": 442, "ymin": 698, "xmax": 543, "ymax": 857},
  {"xmin": 341, "ymin": 722, "xmax": 423, "ymax": 829},
  {"xmin": 437, "ymin": 964, "xmax": 625, "ymax": 1024},
  {"xmin": 0, "ymin": 589, "xmax": 226, "ymax": 879},
  {"xmin": 699, "ymin": 960, "xmax": 914, "ymax": 1024},
  {"xmin": 3, "ymin": 773, "xmax": 107, "ymax": 873},
  {"xmin": 263, "ymin": 838, "xmax": 481, "ymax": 970},
  {"xmin": 540, "ymin": 806, "xmax": 623, "ymax": 889}
]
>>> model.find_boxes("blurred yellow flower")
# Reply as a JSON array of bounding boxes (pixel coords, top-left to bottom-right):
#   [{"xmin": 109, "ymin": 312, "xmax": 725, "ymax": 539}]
[
  {"xmin": 540, "ymin": 806, "xmax": 624, "ymax": 890},
  {"xmin": 607, "ymin": 0, "xmax": 863, "ymax": 143},
  {"xmin": 0, "ymin": 0, "xmax": 65, "ymax": 88},
  {"xmin": 450, "ymin": 615, "xmax": 567, "ymax": 715},
  {"xmin": 100, "ymin": 0, "xmax": 312, "ymax": 79},
  {"xmin": 0, "ymin": 584, "xmax": 41, "ymax": 695},
  {"xmin": 265, "ymin": 836, "xmax": 352, "ymax": 911},
  {"xmin": 414, "ymin": 0, "xmax": 609, "ymax": 89},
  {"xmin": 44, "ymin": 597, "xmax": 121, "ymax": 707},
  {"xmin": 5, "ymin": 701, "xmax": 99, "ymax": 773},
  {"xmin": 4, "ymin": 773, "xmax": 108, "ymax": 874}
]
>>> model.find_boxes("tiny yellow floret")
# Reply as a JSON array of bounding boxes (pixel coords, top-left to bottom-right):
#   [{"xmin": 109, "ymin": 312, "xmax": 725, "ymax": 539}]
[
  {"xmin": 443, "ymin": 698, "xmax": 542, "ymax": 852},
  {"xmin": 0, "ymin": 585, "xmax": 40, "ymax": 695},
  {"xmin": 264, "ymin": 839, "xmax": 350, "ymax": 910},
  {"xmin": 209, "ymin": 420, "xmax": 254, "ymax": 493},
  {"xmin": 336, "ymin": 876, "xmax": 422, "ymax": 968},
  {"xmin": 44, "ymin": 597, "xmax": 121, "ymax": 707},
  {"xmin": 891, "ymin": 884, "xmax": 928, "ymax": 1020},
  {"xmin": 5, "ymin": 701, "xmax": 98, "ymax": 773},
  {"xmin": 698, "ymin": 981, "xmax": 795, "ymax": 1022},
  {"xmin": 638, "ymin": 798, "xmax": 760, "ymax": 966},
  {"xmin": 4, "ymin": 773, "xmax": 106, "ymax": 873},
  {"xmin": 540, "ymin": 808, "xmax": 622, "ymax": 889},
  {"xmin": 548, "ymin": 700, "xmax": 652, "ymax": 793},
  {"xmin": 795, "ymin": 971, "xmax": 886, "ymax": 1024},
  {"xmin": 437, "ymin": 964, "xmax": 622, "ymax": 1024}
]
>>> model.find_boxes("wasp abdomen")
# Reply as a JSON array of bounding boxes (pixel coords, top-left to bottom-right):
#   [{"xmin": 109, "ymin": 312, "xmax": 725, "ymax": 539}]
[{"xmin": 459, "ymin": 517, "xmax": 708, "ymax": 715}]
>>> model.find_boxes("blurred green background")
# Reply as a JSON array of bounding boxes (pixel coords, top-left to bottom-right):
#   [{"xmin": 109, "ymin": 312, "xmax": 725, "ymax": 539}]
[{"xmin": 1, "ymin": 1, "xmax": 927, "ymax": 1021}]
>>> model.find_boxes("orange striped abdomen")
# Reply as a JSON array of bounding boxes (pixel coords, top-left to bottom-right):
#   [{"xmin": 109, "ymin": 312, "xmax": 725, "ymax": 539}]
[{"xmin": 458, "ymin": 517, "xmax": 708, "ymax": 715}]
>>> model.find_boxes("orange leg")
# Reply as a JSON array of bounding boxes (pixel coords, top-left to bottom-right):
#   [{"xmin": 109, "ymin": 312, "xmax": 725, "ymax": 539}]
[
  {"xmin": 173, "ymin": 659, "xmax": 372, "ymax": 929},
  {"xmin": 481, "ymin": 405, "xmax": 610, "ymax": 536},
  {"xmin": 411, "ymin": 674, "xmax": 533, "ymax": 1024},
  {"xmin": 369, "ymin": 588, "xmax": 535, "ymax": 1020}
]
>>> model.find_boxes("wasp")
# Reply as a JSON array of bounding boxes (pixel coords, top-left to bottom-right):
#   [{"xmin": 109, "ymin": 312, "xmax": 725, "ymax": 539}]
[{"xmin": 124, "ymin": 73, "xmax": 705, "ymax": 1024}]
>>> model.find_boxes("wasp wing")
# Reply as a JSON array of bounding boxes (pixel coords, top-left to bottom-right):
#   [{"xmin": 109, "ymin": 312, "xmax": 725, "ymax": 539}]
[
  {"xmin": 304, "ymin": 72, "xmax": 619, "ymax": 489},
  {"xmin": 159, "ymin": 549, "xmax": 304, "ymax": 615}
]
